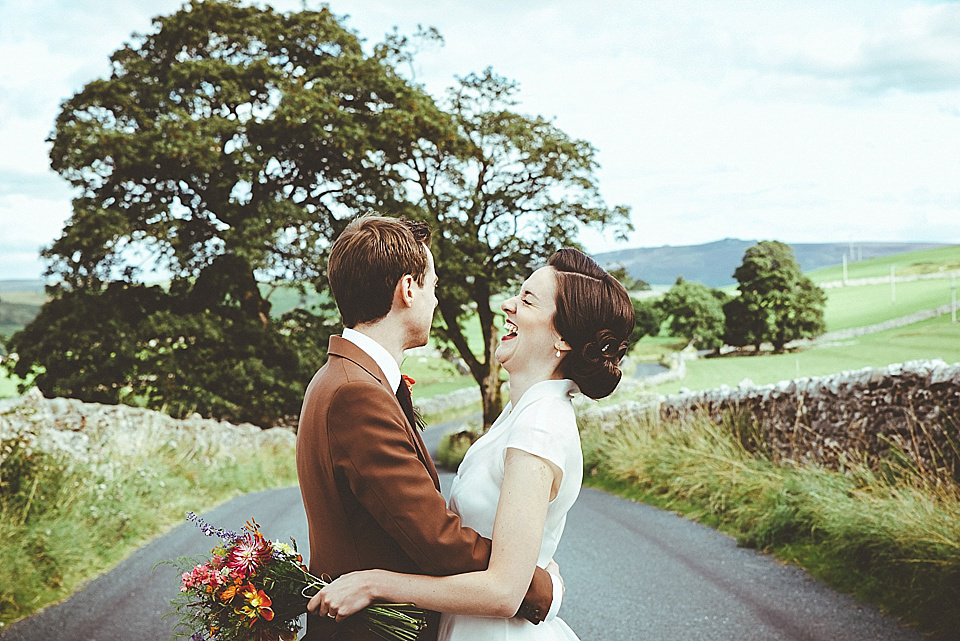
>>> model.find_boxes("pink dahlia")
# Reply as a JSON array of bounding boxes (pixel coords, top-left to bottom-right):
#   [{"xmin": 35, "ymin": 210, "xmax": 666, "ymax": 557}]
[{"xmin": 226, "ymin": 531, "xmax": 272, "ymax": 578}]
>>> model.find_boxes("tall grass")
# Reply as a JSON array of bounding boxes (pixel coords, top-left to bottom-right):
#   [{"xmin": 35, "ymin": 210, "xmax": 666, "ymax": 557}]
[
  {"xmin": 0, "ymin": 403, "xmax": 297, "ymax": 625},
  {"xmin": 580, "ymin": 409, "xmax": 960, "ymax": 638}
]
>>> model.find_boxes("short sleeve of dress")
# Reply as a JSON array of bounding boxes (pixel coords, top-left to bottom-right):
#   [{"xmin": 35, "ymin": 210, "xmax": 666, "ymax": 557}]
[{"xmin": 503, "ymin": 397, "xmax": 577, "ymax": 473}]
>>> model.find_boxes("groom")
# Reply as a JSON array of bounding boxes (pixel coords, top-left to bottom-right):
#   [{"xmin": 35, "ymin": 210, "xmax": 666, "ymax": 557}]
[{"xmin": 297, "ymin": 215, "xmax": 559, "ymax": 640}]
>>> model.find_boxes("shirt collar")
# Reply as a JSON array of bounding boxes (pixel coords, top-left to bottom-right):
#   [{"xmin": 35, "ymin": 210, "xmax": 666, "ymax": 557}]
[{"xmin": 341, "ymin": 327, "xmax": 402, "ymax": 393}]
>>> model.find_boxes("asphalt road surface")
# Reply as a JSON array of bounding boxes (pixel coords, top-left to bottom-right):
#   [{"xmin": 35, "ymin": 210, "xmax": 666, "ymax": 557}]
[{"xmin": 1, "ymin": 423, "xmax": 937, "ymax": 641}]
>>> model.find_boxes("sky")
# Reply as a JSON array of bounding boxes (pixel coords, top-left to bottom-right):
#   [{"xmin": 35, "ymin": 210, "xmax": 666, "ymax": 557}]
[{"xmin": 1, "ymin": 0, "xmax": 959, "ymax": 281}]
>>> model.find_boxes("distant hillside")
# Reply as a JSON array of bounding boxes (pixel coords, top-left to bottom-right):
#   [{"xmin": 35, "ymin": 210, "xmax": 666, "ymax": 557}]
[
  {"xmin": 0, "ymin": 280, "xmax": 46, "ymax": 294},
  {"xmin": 595, "ymin": 239, "xmax": 950, "ymax": 287}
]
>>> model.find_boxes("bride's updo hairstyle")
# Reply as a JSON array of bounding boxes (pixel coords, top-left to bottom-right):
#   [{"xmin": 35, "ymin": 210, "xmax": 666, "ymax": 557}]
[{"xmin": 549, "ymin": 248, "xmax": 635, "ymax": 400}]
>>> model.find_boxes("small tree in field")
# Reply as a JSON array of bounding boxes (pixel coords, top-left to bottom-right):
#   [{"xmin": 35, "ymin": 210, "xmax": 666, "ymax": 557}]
[
  {"xmin": 608, "ymin": 266, "xmax": 650, "ymax": 292},
  {"xmin": 730, "ymin": 241, "xmax": 826, "ymax": 352},
  {"xmin": 722, "ymin": 296, "xmax": 767, "ymax": 351},
  {"xmin": 657, "ymin": 278, "xmax": 727, "ymax": 351},
  {"xmin": 629, "ymin": 298, "xmax": 662, "ymax": 346}
]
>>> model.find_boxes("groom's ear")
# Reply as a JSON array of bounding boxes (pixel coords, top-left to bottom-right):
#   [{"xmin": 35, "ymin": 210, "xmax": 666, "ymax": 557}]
[{"xmin": 395, "ymin": 274, "xmax": 416, "ymax": 309}]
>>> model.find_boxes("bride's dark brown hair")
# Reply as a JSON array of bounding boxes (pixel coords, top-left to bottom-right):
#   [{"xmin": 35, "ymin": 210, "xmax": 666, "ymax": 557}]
[{"xmin": 549, "ymin": 248, "xmax": 635, "ymax": 400}]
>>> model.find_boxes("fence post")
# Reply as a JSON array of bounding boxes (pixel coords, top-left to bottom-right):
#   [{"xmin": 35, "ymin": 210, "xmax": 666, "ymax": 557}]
[
  {"xmin": 952, "ymin": 272, "xmax": 957, "ymax": 324},
  {"xmin": 890, "ymin": 264, "xmax": 896, "ymax": 304}
]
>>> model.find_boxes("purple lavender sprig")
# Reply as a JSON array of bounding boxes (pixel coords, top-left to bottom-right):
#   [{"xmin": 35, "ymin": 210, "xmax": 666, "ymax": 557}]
[{"xmin": 186, "ymin": 511, "xmax": 241, "ymax": 543}]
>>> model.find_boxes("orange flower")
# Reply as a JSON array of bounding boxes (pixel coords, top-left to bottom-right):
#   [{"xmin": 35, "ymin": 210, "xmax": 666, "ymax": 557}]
[
  {"xmin": 220, "ymin": 584, "xmax": 239, "ymax": 601},
  {"xmin": 238, "ymin": 583, "xmax": 275, "ymax": 624}
]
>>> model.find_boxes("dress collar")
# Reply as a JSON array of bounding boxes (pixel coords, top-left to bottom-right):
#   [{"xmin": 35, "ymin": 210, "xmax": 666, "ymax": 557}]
[
  {"xmin": 341, "ymin": 327, "xmax": 402, "ymax": 393},
  {"xmin": 503, "ymin": 379, "xmax": 579, "ymax": 415}
]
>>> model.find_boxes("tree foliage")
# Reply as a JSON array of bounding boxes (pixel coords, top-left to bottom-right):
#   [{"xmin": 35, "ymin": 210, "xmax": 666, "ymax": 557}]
[
  {"xmin": 6, "ymin": 1, "xmax": 448, "ymax": 425},
  {"xmin": 729, "ymin": 241, "xmax": 827, "ymax": 352},
  {"xmin": 722, "ymin": 296, "xmax": 766, "ymax": 350},
  {"xmin": 629, "ymin": 298, "xmax": 662, "ymax": 346},
  {"xmin": 657, "ymin": 278, "xmax": 727, "ymax": 350},
  {"xmin": 398, "ymin": 69, "xmax": 631, "ymax": 426}
]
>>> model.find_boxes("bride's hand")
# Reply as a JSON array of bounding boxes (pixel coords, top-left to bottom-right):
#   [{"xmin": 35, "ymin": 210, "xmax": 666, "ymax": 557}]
[
  {"xmin": 545, "ymin": 560, "xmax": 565, "ymax": 597},
  {"xmin": 307, "ymin": 570, "xmax": 380, "ymax": 622}
]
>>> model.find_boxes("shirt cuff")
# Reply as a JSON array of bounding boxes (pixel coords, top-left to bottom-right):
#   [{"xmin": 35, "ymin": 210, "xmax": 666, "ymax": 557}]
[{"xmin": 544, "ymin": 570, "xmax": 563, "ymax": 622}]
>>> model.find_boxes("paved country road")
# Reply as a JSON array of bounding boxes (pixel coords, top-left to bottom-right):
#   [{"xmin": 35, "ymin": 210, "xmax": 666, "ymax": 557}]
[{"xmin": 1, "ymin": 423, "xmax": 938, "ymax": 641}]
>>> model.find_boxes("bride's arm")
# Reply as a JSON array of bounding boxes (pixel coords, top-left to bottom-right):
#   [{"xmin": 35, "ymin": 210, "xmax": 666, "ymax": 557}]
[{"xmin": 310, "ymin": 447, "xmax": 559, "ymax": 620}]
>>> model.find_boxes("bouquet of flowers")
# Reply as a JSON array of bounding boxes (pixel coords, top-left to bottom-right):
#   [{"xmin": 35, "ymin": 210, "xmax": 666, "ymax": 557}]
[{"xmin": 169, "ymin": 513, "xmax": 426, "ymax": 641}]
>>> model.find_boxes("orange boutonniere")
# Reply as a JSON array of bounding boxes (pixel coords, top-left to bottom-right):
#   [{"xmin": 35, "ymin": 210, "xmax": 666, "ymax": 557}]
[{"xmin": 401, "ymin": 375, "xmax": 416, "ymax": 394}]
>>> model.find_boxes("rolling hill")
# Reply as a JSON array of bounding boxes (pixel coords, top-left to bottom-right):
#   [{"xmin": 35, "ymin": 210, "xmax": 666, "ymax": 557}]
[{"xmin": 595, "ymin": 239, "xmax": 950, "ymax": 287}]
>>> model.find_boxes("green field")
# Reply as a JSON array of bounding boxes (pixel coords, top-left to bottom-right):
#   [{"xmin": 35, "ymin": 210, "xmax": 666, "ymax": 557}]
[
  {"xmin": 808, "ymin": 244, "xmax": 960, "ymax": 283},
  {"xmin": 823, "ymin": 276, "xmax": 956, "ymax": 331},
  {"xmin": 644, "ymin": 313, "xmax": 960, "ymax": 396},
  {"xmin": 0, "ymin": 369, "xmax": 21, "ymax": 397}
]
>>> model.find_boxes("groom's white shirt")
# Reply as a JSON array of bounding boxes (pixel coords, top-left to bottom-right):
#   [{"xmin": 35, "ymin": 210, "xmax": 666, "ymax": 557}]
[
  {"xmin": 342, "ymin": 327, "xmax": 401, "ymax": 393},
  {"xmin": 340, "ymin": 326, "xmax": 564, "ymax": 622}
]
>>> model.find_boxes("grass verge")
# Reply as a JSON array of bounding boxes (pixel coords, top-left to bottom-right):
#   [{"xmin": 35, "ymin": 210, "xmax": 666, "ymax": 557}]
[
  {"xmin": 579, "ymin": 409, "xmax": 960, "ymax": 639},
  {"xmin": 0, "ymin": 403, "xmax": 297, "ymax": 626},
  {"xmin": 435, "ymin": 429, "xmax": 479, "ymax": 471}
]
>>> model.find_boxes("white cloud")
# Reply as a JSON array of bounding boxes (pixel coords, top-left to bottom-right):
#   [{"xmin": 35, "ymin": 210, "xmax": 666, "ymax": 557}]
[{"xmin": 748, "ymin": 2, "xmax": 960, "ymax": 95}]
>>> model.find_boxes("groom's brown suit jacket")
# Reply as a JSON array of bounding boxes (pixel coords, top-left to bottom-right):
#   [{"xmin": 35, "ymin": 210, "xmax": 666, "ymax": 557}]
[{"xmin": 297, "ymin": 336, "xmax": 554, "ymax": 641}]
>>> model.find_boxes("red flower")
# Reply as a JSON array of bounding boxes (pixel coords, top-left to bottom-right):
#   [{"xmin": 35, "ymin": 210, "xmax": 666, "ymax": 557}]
[{"xmin": 227, "ymin": 530, "xmax": 273, "ymax": 578}]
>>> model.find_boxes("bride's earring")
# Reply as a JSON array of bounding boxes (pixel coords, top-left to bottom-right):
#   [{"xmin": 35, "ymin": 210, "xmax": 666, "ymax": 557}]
[{"xmin": 555, "ymin": 344, "xmax": 562, "ymax": 358}]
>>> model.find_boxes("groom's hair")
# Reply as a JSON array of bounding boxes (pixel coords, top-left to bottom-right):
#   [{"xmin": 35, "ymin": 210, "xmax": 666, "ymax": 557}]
[{"xmin": 328, "ymin": 215, "xmax": 432, "ymax": 328}]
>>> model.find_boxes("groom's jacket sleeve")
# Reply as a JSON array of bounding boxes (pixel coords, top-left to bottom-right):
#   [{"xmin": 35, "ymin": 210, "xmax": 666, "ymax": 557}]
[{"xmin": 327, "ymin": 381, "xmax": 554, "ymax": 622}]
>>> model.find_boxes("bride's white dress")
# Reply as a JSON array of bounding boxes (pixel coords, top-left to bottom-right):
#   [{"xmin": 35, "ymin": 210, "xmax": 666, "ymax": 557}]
[{"xmin": 439, "ymin": 379, "xmax": 582, "ymax": 641}]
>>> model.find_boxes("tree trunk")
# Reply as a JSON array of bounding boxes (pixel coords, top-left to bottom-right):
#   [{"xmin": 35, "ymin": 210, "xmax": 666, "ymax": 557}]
[
  {"xmin": 191, "ymin": 253, "xmax": 271, "ymax": 327},
  {"xmin": 474, "ymin": 279, "xmax": 504, "ymax": 430},
  {"xmin": 478, "ymin": 315, "xmax": 504, "ymax": 429},
  {"xmin": 435, "ymin": 280, "xmax": 506, "ymax": 431},
  {"xmin": 479, "ymin": 362, "xmax": 503, "ymax": 430}
]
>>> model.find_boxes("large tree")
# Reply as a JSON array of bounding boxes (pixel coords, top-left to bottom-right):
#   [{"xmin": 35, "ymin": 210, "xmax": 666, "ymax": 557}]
[
  {"xmin": 397, "ymin": 69, "xmax": 631, "ymax": 427},
  {"xmin": 6, "ymin": 1, "xmax": 450, "ymax": 425},
  {"xmin": 730, "ymin": 241, "xmax": 827, "ymax": 352}
]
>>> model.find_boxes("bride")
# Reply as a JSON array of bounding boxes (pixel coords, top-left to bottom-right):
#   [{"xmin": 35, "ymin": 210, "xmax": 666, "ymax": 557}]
[{"xmin": 309, "ymin": 248, "xmax": 635, "ymax": 640}]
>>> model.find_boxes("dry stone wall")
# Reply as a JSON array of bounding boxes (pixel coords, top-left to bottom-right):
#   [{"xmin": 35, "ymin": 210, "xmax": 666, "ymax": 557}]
[
  {"xmin": 658, "ymin": 360, "xmax": 960, "ymax": 473},
  {"xmin": 0, "ymin": 388, "xmax": 295, "ymax": 470}
]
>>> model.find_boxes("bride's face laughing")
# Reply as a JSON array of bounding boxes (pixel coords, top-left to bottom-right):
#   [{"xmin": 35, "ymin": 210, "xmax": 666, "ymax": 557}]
[{"xmin": 496, "ymin": 266, "xmax": 564, "ymax": 375}]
